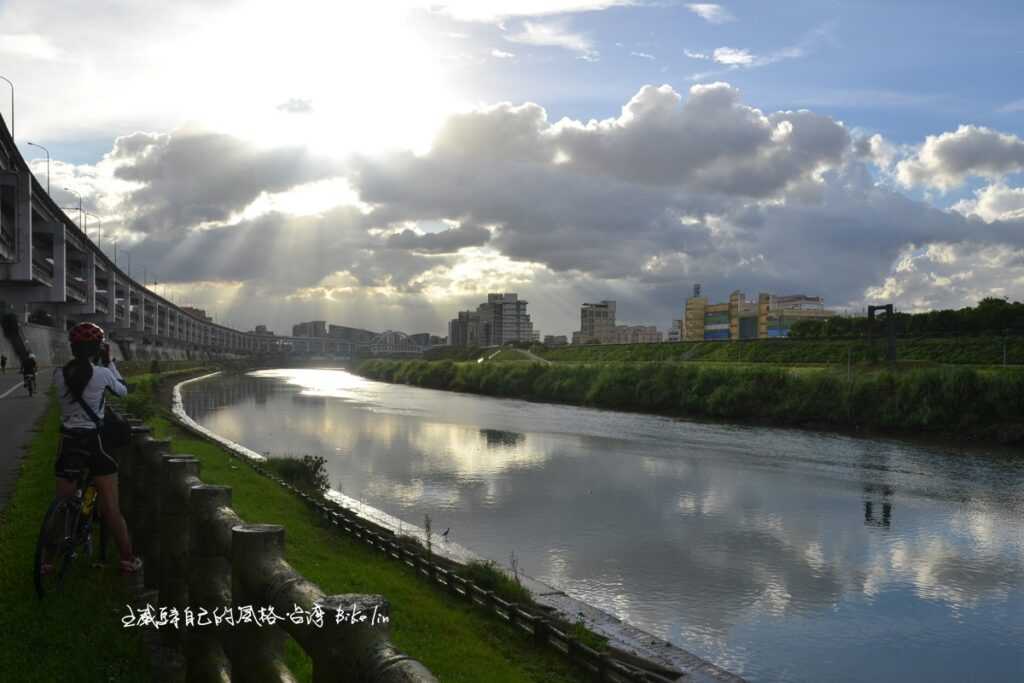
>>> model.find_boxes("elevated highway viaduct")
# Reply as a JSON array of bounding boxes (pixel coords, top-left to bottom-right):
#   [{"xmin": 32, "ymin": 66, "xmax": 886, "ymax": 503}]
[{"xmin": 0, "ymin": 114, "xmax": 273, "ymax": 365}]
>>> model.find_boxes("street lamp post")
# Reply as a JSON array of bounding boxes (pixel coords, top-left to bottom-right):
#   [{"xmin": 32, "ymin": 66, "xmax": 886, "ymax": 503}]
[
  {"xmin": 84, "ymin": 211, "xmax": 102, "ymax": 252},
  {"xmin": 63, "ymin": 187, "xmax": 84, "ymax": 235},
  {"xmin": 0, "ymin": 76, "xmax": 12, "ymax": 139},
  {"xmin": 26, "ymin": 142, "xmax": 50, "ymax": 195}
]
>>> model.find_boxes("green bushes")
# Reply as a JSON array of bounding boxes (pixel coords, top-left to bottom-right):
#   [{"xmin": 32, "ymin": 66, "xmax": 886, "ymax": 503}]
[
  {"xmin": 356, "ymin": 359, "xmax": 1024, "ymax": 441},
  {"xmin": 264, "ymin": 455, "xmax": 330, "ymax": 497},
  {"xmin": 537, "ymin": 337, "xmax": 1024, "ymax": 366},
  {"xmin": 460, "ymin": 560, "xmax": 534, "ymax": 607}
]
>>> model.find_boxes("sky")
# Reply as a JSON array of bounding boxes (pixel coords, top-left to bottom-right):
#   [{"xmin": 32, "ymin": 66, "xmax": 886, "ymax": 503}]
[{"xmin": 2, "ymin": 0, "xmax": 1023, "ymax": 337}]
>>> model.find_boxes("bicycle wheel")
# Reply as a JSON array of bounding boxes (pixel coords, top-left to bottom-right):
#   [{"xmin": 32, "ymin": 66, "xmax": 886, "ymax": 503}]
[{"xmin": 34, "ymin": 497, "xmax": 80, "ymax": 599}]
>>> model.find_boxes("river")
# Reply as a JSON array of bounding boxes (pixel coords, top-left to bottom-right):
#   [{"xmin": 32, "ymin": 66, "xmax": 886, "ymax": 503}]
[{"xmin": 180, "ymin": 368, "xmax": 1024, "ymax": 682}]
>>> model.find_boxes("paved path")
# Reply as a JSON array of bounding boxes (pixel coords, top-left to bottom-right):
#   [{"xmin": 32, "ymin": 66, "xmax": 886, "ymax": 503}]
[{"xmin": 0, "ymin": 368, "xmax": 53, "ymax": 512}]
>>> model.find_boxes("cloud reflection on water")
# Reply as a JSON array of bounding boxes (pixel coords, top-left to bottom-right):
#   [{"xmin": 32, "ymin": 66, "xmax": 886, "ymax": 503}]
[{"xmin": 181, "ymin": 369, "xmax": 1024, "ymax": 683}]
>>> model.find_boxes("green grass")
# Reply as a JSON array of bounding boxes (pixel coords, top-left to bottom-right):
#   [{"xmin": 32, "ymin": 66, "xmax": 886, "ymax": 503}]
[
  {"xmin": 146, "ymin": 414, "xmax": 588, "ymax": 683},
  {"xmin": 0, "ymin": 396, "xmax": 151, "ymax": 682}
]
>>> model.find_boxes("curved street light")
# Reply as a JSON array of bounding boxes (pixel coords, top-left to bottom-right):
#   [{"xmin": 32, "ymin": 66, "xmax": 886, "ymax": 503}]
[
  {"xmin": 0, "ymin": 75, "xmax": 12, "ymax": 139},
  {"xmin": 63, "ymin": 186, "xmax": 84, "ymax": 233},
  {"xmin": 84, "ymin": 211, "xmax": 102, "ymax": 252},
  {"xmin": 26, "ymin": 141, "xmax": 50, "ymax": 195}
]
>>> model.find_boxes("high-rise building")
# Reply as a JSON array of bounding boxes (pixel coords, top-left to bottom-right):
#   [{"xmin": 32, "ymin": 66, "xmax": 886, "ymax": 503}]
[
  {"xmin": 448, "ymin": 293, "xmax": 533, "ymax": 346},
  {"xmin": 292, "ymin": 320, "xmax": 327, "ymax": 338},
  {"xmin": 612, "ymin": 325, "xmax": 663, "ymax": 344},
  {"xmin": 181, "ymin": 306, "xmax": 212, "ymax": 323},
  {"xmin": 682, "ymin": 290, "xmax": 834, "ymax": 341},
  {"xmin": 578, "ymin": 300, "xmax": 616, "ymax": 344}
]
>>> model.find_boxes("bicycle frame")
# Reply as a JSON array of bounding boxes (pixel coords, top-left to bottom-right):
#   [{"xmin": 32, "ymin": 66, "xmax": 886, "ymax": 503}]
[{"xmin": 34, "ymin": 462, "xmax": 106, "ymax": 598}]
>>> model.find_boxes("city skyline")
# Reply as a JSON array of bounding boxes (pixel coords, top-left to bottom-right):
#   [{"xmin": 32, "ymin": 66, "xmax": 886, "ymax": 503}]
[{"xmin": 2, "ymin": 2, "xmax": 1023, "ymax": 337}]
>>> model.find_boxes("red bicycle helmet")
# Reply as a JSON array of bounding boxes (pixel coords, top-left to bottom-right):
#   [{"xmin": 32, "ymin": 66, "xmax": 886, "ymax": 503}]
[{"xmin": 69, "ymin": 322, "xmax": 105, "ymax": 344}]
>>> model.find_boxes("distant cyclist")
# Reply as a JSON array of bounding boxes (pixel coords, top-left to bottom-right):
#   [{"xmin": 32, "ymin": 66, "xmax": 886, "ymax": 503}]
[
  {"xmin": 51, "ymin": 323, "xmax": 142, "ymax": 574},
  {"xmin": 21, "ymin": 353, "xmax": 37, "ymax": 394}
]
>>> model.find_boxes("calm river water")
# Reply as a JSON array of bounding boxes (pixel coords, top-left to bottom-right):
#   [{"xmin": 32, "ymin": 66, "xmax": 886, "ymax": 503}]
[{"xmin": 181, "ymin": 368, "xmax": 1024, "ymax": 682}]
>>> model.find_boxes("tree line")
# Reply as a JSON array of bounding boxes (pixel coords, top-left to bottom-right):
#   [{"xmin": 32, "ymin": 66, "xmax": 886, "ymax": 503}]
[{"xmin": 789, "ymin": 298, "xmax": 1024, "ymax": 338}]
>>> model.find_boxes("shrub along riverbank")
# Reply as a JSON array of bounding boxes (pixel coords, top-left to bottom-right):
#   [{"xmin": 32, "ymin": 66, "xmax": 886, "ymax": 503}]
[
  {"xmin": 537, "ymin": 336, "xmax": 1024, "ymax": 365},
  {"xmin": 357, "ymin": 359, "xmax": 1024, "ymax": 444}
]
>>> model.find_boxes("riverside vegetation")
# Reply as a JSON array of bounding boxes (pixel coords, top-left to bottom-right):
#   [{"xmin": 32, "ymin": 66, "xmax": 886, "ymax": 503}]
[{"xmin": 357, "ymin": 357, "xmax": 1024, "ymax": 444}]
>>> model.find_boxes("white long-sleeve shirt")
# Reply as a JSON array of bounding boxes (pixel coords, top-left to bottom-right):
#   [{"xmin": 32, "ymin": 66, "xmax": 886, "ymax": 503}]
[{"xmin": 53, "ymin": 360, "xmax": 128, "ymax": 430}]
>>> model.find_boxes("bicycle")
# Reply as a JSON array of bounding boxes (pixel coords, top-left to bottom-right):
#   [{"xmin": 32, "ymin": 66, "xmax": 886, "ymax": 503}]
[
  {"xmin": 23, "ymin": 372, "xmax": 36, "ymax": 396},
  {"xmin": 33, "ymin": 456, "xmax": 108, "ymax": 599}
]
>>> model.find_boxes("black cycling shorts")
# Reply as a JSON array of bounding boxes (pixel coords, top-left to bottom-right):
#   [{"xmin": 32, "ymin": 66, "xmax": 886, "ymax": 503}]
[{"xmin": 54, "ymin": 429, "xmax": 118, "ymax": 479}]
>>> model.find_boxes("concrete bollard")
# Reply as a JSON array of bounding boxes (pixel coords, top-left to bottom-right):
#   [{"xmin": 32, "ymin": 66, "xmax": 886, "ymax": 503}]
[
  {"xmin": 231, "ymin": 524, "xmax": 437, "ymax": 683},
  {"xmin": 137, "ymin": 438, "xmax": 171, "ymax": 590},
  {"xmin": 230, "ymin": 524, "xmax": 297, "ymax": 683},
  {"xmin": 160, "ymin": 456, "xmax": 201, "ymax": 613},
  {"xmin": 187, "ymin": 484, "xmax": 235, "ymax": 683},
  {"xmin": 311, "ymin": 595, "xmax": 438, "ymax": 683},
  {"xmin": 118, "ymin": 433, "xmax": 144, "ymax": 531}
]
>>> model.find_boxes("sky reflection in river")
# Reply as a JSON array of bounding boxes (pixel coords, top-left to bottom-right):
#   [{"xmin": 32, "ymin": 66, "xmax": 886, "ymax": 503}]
[{"xmin": 182, "ymin": 368, "xmax": 1024, "ymax": 682}]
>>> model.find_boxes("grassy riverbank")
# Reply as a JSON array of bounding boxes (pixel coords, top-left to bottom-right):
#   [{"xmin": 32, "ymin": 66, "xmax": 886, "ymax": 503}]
[
  {"xmin": 421, "ymin": 336, "xmax": 1024, "ymax": 365},
  {"xmin": 357, "ymin": 359, "xmax": 1024, "ymax": 444},
  {"xmin": 0, "ymin": 365, "xmax": 214, "ymax": 681},
  {"xmin": 0, "ymin": 400, "xmax": 152, "ymax": 681}
]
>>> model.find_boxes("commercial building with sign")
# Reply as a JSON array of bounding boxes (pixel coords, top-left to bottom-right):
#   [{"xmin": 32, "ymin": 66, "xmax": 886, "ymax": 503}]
[{"xmin": 682, "ymin": 290, "xmax": 835, "ymax": 341}]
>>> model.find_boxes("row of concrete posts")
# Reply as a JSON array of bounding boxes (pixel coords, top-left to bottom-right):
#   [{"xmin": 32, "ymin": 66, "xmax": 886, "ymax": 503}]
[{"xmin": 117, "ymin": 423, "xmax": 437, "ymax": 682}]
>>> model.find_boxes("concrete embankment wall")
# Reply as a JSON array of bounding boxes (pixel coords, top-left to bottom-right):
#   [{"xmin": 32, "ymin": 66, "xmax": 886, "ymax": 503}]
[{"xmin": 0, "ymin": 321, "xmax": 201, "ymax": 368}]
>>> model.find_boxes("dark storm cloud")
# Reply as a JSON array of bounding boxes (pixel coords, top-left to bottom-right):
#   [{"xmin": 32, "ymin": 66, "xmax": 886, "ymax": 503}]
[
  {"xmin": 112, "ymin": 129, "xmax": 343, "ymax": 233},
  {"xmin": 386, "ymin": 224, "xmax": 491, "ymax": 253}
]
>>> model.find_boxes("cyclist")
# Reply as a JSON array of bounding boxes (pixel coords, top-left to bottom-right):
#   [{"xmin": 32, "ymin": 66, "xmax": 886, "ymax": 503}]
[
  {"xmin": 51, "ymin": 323, "xmax": 142, "ymax": 575},
  {"xmin": 21, "ymin": 352, "xmax": 37, "ymax": 393}
]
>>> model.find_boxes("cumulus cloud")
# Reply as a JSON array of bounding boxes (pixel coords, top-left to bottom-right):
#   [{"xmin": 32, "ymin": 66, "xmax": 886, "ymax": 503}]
[
  {"xmin": 896, "ymin": 125, "xmax": 1024, "ymax": 190},
  {"xmin": 111, "ymin": 129, "xmax": 343, "ymax": 233},
  {"xmin": 505, "ymin": 20, "xmax": 597, "ymax": 60},
  {"xmin": 491, "ymin": 48, "xmax": 515, "ymax": 59},
  {"xmin": 685, "ymin": 3, "xmax": 735, "ymax": 24},
  {"xmin": 952, "ymin": 183, "xmax": 1024, "ymax": 223},
  {"xmin": 45, "ymin": 82, "xmax": 1024, "ymax": 336},
  {"xmin": 854, "ymin": 133, "xmax": 899, "ymax": 170}
]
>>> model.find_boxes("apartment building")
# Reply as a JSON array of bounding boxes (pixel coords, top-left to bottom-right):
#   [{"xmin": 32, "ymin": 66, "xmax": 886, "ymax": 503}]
[
  {"xmin": 682, "ymin": 290, "xmax": 834, "ymax": 341},
  {"xmin": 292, "ymin": 320, "xmax": 327, "ymax": 338},
  {"xmin": 578, "ymin": 300, "xmax": 617, "ymax": 344},
  {"xmin": 613, "ymin": 325, "xmax": 663, "ymax": 344},
  {"xmin": 448, "ymin": 293, "xmax": 533, "ymax": 347}
]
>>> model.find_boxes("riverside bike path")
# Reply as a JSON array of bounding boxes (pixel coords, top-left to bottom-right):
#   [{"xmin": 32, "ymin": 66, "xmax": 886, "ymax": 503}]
[{"xmin": 0, "ymin": 368, "xmax": 52, "ymax": 513}]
